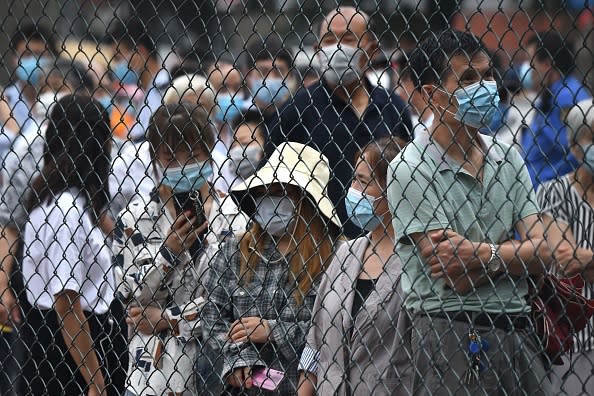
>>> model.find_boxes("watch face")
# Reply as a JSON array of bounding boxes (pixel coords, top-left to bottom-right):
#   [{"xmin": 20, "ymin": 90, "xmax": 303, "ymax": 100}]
[{"xmin": 488, "ymin": 257, "xmax": 501, "ymax": 272}]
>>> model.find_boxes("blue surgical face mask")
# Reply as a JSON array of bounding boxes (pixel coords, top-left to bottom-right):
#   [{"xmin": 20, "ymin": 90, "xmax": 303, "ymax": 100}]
[
  {"xmin": 486, "ymin": 102, "xmax": 507, "ymax": 134},
  {"xmin": 344, "ymin": 187, "xmax": 382, "ymax": 232},
  {"xmin": 518, "ymin": 62, "xmax": 534, "ymax": 90},
  {"xmin": 112, "ymin": 62, "xmax": 138, "ymax": 85},
  {"xmin": 16, "ymin": 56, "xmax": 45, "ymax": 86},
  {"xmin": 161, "ymin": 161, "xmax": 213, "ymax": 193},
  {"xmin": 581, "ymin": 143, "xmax": 594, "ymax": 173},
  {"xmin": 215, "ymin": 93, "xmax": 245, "ymax": 123},
  {"xmin": 441, "ymin": 80, "xmax": 500, "ymax": 129},
  {"xmin": 251, "ymin": 77, "xmax": 289, "ymax": 105}
]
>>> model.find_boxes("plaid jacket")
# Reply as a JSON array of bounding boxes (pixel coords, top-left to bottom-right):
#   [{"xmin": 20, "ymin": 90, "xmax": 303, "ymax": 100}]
[{"xmin": 202, "ymin": 236, "xmax": 320, "ymax": 395}]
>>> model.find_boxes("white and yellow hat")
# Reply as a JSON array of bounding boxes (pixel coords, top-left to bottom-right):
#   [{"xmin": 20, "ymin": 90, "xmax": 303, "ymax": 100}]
[{"xmin": 230, "ymin": 142, "xmax": 341, "ymax": 228}]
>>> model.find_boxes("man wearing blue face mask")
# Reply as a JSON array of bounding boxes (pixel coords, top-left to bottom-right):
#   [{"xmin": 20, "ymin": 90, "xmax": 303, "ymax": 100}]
[
  {"xmin": 246, "ymin": 37, "xmax": 294, "ymax": 118},
  {"xmin": 108, "ymin": 17, "xmax": 169, "ymax": 143},
  {"xmin": 265, "ymin": 7, "xmax": 412, "ymax": 239},
  {"xmin": 5, "ymin": 22, "xmax": 57, "ymax": 133},
  {"xmin": 387, "ymin": 31, "xmax": 553, "ymax": 395},
  {"xmin": 207, "ymin": 58, "xmax": 247, "ymax": 126}
]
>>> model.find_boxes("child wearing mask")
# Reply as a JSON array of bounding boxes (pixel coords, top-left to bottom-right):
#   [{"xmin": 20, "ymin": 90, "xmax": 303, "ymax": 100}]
[
  {"xmin": 228, "ymin": 110, "xmax": 266, "ymax": 186},
  {"xmin": 202, "ymin": 142, "xmax": 341, "ymax": 394},
  {"xmin": 114, "ymin": 104, "xmax": 246, "ymax": 396}
]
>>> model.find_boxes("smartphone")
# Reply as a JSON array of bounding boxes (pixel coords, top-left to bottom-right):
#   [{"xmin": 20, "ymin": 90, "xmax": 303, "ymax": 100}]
[
  {"xmin": 172, "ymin": 190, "xmax": 207, "ymax": 225},
  {"xmin": 251, "ymin": 367, "xmax": 284, "ymax": 391}
]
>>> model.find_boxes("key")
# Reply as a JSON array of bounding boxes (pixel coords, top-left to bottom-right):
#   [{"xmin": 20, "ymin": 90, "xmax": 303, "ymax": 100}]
[
  {"xmin": 465, "ymin": 357, "xmax": 480, "ymax": 385},
  {"xmin": 464, "ymin": 329, "xmax": 482, "ymax": 385}
]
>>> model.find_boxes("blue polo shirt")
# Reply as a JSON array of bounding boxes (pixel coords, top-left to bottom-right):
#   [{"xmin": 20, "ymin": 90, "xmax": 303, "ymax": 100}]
[
  {"xmin": 266, "ymin": 79, "xmax": 412, "ymax": 238},
  {"xmin": 521, "ymin": 75, "xmax": 591, "ymax": 187}
]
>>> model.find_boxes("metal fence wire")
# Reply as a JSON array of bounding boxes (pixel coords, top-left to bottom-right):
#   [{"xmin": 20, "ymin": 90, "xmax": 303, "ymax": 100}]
[{"xmin": 1, "ymin": 0, "xmax": 594, "ymax": 395}]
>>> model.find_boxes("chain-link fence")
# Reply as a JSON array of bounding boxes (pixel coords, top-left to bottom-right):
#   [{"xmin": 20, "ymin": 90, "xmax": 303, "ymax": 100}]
[{"xmin": 0, "ymin": 0, "xmax": 594, "ymax": 395}]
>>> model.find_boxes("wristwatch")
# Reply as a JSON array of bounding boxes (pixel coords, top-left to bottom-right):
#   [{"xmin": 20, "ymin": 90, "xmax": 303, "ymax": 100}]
[{"xmin": 487, "ymin": 243, "xmax": 502, "ymax": 274}]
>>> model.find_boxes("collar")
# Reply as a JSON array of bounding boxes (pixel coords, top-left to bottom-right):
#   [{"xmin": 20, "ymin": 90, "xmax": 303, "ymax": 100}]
[
  {"xmin": 321, "ymin": 77, "xmax": 389, "ymax": 107},
  {"xmin": 416, "ymin": 131, "xmax": 505, "ymax": 173}
]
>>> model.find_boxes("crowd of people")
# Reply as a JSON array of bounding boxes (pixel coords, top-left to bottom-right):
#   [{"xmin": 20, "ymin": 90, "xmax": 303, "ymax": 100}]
[{"xmin": 0, "ymin": 5, "xmax": 593, "ymax": 396}]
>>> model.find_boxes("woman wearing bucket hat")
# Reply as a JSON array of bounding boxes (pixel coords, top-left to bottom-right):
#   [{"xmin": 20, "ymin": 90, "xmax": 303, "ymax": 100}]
[
  {"xmin": 297, "ymin": 138, "xmax": 412, "ymax": 396},
  {"xmin": 201, "ymin": 142, "xmax": 342, "ymax": 394}
]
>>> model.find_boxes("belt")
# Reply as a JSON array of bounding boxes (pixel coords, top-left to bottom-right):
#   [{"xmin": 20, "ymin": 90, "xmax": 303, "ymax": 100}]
[{"xmin": 429, "ymin": 311, "xmax": 531, "ymax": 332}]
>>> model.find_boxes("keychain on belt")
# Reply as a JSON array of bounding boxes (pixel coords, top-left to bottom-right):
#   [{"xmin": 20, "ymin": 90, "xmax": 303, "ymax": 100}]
[{"xmin": 464, "ymin": 327, "xmax": 490, "ymax": 385}]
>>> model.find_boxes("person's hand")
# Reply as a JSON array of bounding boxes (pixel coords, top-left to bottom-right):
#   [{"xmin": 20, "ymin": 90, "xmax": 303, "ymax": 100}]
[
  {"xmin": 0, "ymin": 286, "xmax": 20, "ymax": 326},
  {"xmin": 555, "ymin": 242, "xmax": 585, "ymax": 275},
  {"xmin": 422, "ymin": 230, "xmax": 490, "ymax": 279},
  {"xmin": 228, "ymin": 317, "xmax": 271, "ymax": 344},
  {"xmin": 126, "ymin": 306, "xmax": 171, "ymax": 335},
  {"xmin": 444, "ymin": 268, "xmax": 485, "ymax": 295},
  {"xmin": 164, "ymin": 210, "xmax": 208, "ymax": 255},
  {"xmin": 227, "ymin": 366, "xmax": 253, "ymax": 389}
]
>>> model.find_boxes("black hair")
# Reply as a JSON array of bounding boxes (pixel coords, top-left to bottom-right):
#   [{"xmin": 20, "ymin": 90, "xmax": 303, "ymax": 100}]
[
  {"xmin": 230, "ymin": 109, "xmax": 266, "ymax": 140},
  {"xmin": 356, "ymin": 137, "xmax": 402, "ymax": 188},
  {"xmin": 170, "ymin": 62, "xmax": 205, "ymax": 81},
  {"xmin": 247, "ymin": 36, "xmax": 293, "ymax": 70},
  {"xmin": 527, "ymin": 31, "xmax": 575, "ymax": 76},
  {"xmin": 110, "ymin": 17, "xmax": 156, "ymax": 57},
  {"xmin": 26, "ymin": 94, "xmax": 111, "ymax": 223},
  {"xmin": 409, "ymin": 30, "xmax": 486, "ymax": 89},
  {"xmin": 147, "ymin": 104, "xmax": 216, "ymax": 162},
  {"xmin": 395, "ymin": 50, "xmax": 418, "ymax": 87},
  {"xmin": 10, "ymin": 20, "xmax": 58, "ymax": 56},
  {"xmin": 231, "ymin": 109, "xmax": 264, "ymax": 130},
  {"xmin": 48, "ymin": 58, "xmax": 96, "ymax": 94}
]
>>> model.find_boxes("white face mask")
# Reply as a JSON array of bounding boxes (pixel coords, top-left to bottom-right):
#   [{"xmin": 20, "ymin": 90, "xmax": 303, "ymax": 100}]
[
  {"xmin": 229, "ymin": 145, "xmax": 263, "ymax": 180},
  {"xmin": 366, "ymin": 69, "xmax": 391, "ymax": 89},
  {"xmin": 254, "ymin": 195, "xmax": 296, "ymax": 237},
  {"xmin": 318, "ymin": 43, "xmax": 364, "ymax": 86}
]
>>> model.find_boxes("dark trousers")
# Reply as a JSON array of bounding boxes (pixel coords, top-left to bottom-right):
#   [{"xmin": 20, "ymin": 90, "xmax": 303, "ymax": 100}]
[
  {"xmin": 17, "ymin": 300, "xmax": 127, "ymax": 396},
  {"xmin": 0, "ymin": 329, "xmax": 19, "ymax": 396}
]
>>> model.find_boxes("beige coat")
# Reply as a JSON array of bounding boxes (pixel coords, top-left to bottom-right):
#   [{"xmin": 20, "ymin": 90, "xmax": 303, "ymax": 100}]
[{"xmin": 305, "ymin": 236, "xmax": 413, "ymax": 396}]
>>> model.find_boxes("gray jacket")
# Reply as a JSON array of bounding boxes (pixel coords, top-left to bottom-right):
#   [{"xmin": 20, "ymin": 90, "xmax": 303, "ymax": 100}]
[{"xmin": 304, "ymin": 236, "xmax": 413, "ymax": 396}]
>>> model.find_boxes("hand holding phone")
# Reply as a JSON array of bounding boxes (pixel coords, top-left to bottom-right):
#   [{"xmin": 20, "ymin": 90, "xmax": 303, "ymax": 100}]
[
  {"xmin": 172, "ymin": 190, "xmax": 207, "ymax": 225},
  {"xmin": 165, "ymin": 191, "xmax": 208, "ymax": 254},
  {"xmin": 251, "ymin": 367, "xmax": 285, "ymax": 391}
]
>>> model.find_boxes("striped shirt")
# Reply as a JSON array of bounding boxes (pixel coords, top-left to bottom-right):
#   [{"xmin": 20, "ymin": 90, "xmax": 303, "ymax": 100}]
[{"xmin": 537, "ymin": 174, "xmax": 594, "ymax": 352}]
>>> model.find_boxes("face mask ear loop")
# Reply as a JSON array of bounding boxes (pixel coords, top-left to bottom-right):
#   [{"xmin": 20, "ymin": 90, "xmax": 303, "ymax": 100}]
[{"xmin": 423, "ymin": 85, "xmax": 452, "ymax": 116}]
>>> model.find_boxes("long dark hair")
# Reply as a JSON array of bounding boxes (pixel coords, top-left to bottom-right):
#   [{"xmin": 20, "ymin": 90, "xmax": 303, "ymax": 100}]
[{"xmin": 26, "ymin": 94, "xmax": 111, "ymax": 222}]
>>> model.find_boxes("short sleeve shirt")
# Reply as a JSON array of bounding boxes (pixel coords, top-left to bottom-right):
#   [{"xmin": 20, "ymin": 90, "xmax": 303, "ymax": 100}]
[
  {"xmin": 22, "ymin": 189, "xmax": 114, "ymax": 314},
  {"xmin": 387, "ymin": 132, "xmax": 539, "ymax": 313}
]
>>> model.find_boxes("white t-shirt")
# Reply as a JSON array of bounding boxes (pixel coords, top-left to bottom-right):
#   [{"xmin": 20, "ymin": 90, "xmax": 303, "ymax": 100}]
[{"xmin": 22, "ymin": 189, "xmax": 115, "ymax": 314}]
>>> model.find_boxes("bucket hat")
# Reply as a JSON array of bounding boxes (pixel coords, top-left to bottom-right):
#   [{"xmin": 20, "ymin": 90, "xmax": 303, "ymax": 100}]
[{"xmin": 230, "ymin": 142, "xmax": 341, "ymax": 228}]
